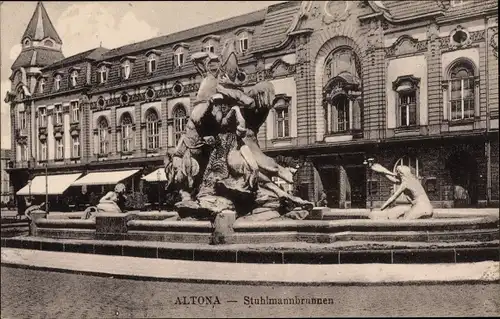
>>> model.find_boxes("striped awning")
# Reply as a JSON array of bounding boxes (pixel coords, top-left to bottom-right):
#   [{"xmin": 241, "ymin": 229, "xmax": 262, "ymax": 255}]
[
  {"xmin": 141, "ymin": 168, "xmax": 167, "ymax": 182},
  {"xmin": 17, "ymin": 173, "xmax": 82, "ymax": 196},
  {"xmin": 71, "ymin": 169, "xmax": 139, "ymax": 186}
]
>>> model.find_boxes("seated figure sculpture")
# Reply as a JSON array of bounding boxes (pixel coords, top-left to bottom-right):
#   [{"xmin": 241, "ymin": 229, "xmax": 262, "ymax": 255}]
[
  {"xmin": 96, "ymin": 183, "xmax": 127, "ymax": 214},
  {"xmin": 366, "ymin": 161, "xmax": 433, "ymax": 220}
]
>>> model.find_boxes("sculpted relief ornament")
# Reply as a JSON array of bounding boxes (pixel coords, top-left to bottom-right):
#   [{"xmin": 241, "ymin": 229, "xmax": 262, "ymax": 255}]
[{"xmin": 322, "ymin": 0, "xmax": 351, "ymax": 26}]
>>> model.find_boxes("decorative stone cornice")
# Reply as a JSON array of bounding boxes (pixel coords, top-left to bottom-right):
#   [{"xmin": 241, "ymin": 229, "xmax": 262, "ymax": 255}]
[{"xmin": 385, "ymin": 35, "xmax": 427, "ymax": 57}]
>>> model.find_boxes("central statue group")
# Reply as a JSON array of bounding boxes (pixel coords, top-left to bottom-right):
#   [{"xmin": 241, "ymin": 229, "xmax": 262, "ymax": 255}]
[{"xmin": 163, "ymin": 40, "xmax": 313, "ymax": 222}]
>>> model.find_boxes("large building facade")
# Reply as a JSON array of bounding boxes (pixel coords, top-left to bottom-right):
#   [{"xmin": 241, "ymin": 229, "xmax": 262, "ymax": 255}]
[{"xmin": 5, "ymin": 1, "xmax": 499, "ymax": 212}]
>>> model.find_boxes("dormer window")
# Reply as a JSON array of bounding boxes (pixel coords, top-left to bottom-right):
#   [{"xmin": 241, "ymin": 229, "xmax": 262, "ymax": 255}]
[
  {"xmin": 98, "ymin": 65, "xmax": 108, "ymax": 84},
  {"xmin": 54, "ymin": 74, "xmax": 61, "ymax": 91},
  {"xmin": 451, "ymin": 0, "xmax": 464, "ymax": 7},
  {"xmin": 23, "ymin": 38, "xmax": 31, "ymax": 47},
  {"xmin": 147, "ymin": 54, "xmax": 158, "ymax": 73},
  {"xmin": 238, "ymin": 31, "xmax": 250, "ymax": 53},
  {"xmin": 121, "ymin": 60, "xmax": 131, "ymax": 79},
  {"xmin": 174, "ymin": 47, "xmax": 185, "ymax": 67},
  {"xmin": 203, "ymin": 39, "xmax": 216, "ymax": 53},
  {"xmin": 39, "ymin": 79, "xmax": 45, "ymax": 93},
  {"xmin": 70, "ymin": 70, "xmax": 78, "ymax": 88}
]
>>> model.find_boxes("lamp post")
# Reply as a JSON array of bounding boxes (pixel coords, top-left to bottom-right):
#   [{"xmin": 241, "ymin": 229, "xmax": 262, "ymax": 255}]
[
  {"xmin": 363, "ymin": 157, "xmax": 375, "ymax": 211},
  {"xmin": 157, "ymin": 169, "xmax": 161, "ymax": 213},
  {"xmin": 45, "ymin": 162, "xmax": 48, "ymax": 213}
]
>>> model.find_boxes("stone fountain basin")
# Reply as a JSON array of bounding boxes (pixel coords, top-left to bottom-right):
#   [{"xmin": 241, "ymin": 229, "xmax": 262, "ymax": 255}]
[{"xmin": 30, "ymin": 208, "xmax": 499, "ymax": 244}]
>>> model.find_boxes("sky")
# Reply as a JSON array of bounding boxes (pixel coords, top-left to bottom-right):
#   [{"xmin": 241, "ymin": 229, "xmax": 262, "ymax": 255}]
[{"xmin": 0, "ymin": 1, "xmax": 285, "ymax": 149}]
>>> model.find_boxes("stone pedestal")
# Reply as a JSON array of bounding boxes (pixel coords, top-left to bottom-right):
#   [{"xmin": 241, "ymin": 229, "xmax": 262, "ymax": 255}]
[
  {"xmin": 95, "ymin": 212, "xmax": 136, "ymax": 240},
  {"xmin": 307, "ymin": 207, "xmax": 329, "ymax": 220},
  {"xmin": 29, "ymin": 211, "xmax": 47, "ymax": 236},
  {"xmin": 210, "ymin": 210, "xmax": 236, "ymax": 245}
]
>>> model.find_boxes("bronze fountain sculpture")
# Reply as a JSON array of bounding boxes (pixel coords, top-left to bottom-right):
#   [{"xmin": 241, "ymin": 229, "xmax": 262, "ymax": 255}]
[{"xmin": 163, "ymin": 40, "xmax": 313, "ymax": 223}]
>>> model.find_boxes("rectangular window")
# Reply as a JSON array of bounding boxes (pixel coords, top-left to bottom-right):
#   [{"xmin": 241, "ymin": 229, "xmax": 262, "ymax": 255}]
[
  {"xmin": 173, "ymin": 118, "xmax": 186, "ymax": 146},
  {"xmin": 39, "ymin": 107, "xmax": 47, "ymax": 127},
  {"xmin": 147, "ymin": 122, "xmax": 159, "ymax": 150},
  {"xmin": 71, "ymin": 101, "xmax": 79, "ymax": 123},
  {"xmin": 99, "ymin": 131, "xmax": 108, "ymax": 155},
  {"xmin": 20, "ymin": 145, "xmax": 27, "ymax": 161},
  {"xmin": 71, "ymin": 136, "xmax": 80, "ymax": 158},
  {"xmin": 56, "ymin": 139, "xmax": 64, "ymax": 160},
  {"xmin": 121, "ymin": 125, "xmax": 133, "ymax": 152},
  {"xmin": 19, "ymin": 112, "xmax": 27, "ymax": 130},
  {"xmin": 54, "ymin": 104, "xmax": 63, "ymax": 125},
  {"xmin": 337, "ymin": 99, "xmax": 350, "ymax": 132},
  {"xmin": 276, "ymin": 108, "xmax": 290, "ymax": 138},
  {"xmin": 450, "ymin": 78, "xmax": 475, "ymax": 120},
  {"xmin": 398, "ymin": 91, "xmax": 417, "ymax": 127},
  {"xmin": 150, "ymin": 59, "xmax": 157, "ymax": 73},
  {"xmin": 40, "ymin": 141, "xmax": 47, "ymax": 161},
  {"xmin": 239, "ymin": 37, "xmax": 249, "ymax": 53}
]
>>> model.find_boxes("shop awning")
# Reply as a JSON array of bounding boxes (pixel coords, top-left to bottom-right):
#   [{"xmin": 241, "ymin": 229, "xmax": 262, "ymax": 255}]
[
  {"xmin": 17, "ymin": 173, "xmax": 82, "ymax": 196},
  {"xmin": 71, "ymin": 169, "xmax": 139, "ymax": 186},
  {"xmin": 141, "ymin": 168, "xmax": 167, "ymax": 182}
]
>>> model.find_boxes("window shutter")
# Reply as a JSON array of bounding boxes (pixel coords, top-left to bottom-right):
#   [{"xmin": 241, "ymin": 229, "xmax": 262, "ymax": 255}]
[
  {"xmin": 145, "ymin": 61, "xmax": 148, "ymax": 73},
  {"xmin": 117, "ymin": 66, "xmax": 121, "ymax": 79}
]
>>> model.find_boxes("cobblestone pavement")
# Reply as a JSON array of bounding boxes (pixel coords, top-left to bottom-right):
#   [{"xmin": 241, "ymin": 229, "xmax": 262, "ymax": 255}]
[{"xmin": 1, "ymin": 266, "xmax": 498, "ymax": 318}]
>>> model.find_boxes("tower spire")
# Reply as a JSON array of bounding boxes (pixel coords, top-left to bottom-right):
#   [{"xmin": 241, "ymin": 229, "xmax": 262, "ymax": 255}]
[
  {"xmin": 11, "ymin": 1, "xmax": 64, "ymax": 71},
  {"xmin": 21, "ymin": 1, "xmax": 62, "ymax": 44}
]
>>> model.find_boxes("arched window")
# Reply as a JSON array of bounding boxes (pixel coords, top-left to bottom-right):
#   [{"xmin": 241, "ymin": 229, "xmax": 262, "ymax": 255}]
[
  {"xmin": 324, "ymin": 48, "xmax": 359, "ymax": 84},
  {"xmin": 70, "ymin": 70, "xmax": 78, "ymax": 88},
  {"xmin": 97, "ymin": 117, "xmax": 109, "ymax": 155},
  {"xmin": 323, "ymin": 47, "xmax": 361, "ymax": 134},
  {"xmin": 146, "ymin": 109, "xmax": 159, "ymax": 150},
  {"xmin": 121, "ymin": 113, "xmax": 133, "ymax": 152},
  {"xmin": 172, "ymin": 105, "xmax": 187, "ymax": 146},
  {"xmin": 238, "ymin": 31, "xmax": 250, "ymax": 53},
  {"xmin": 147, "ymin": 54, "xmax": 157, "ymax": 73},
  {"xmin": 394, "ymin": 156, "xmax": 421, "ymax": 179},
  {"xmin": 393, "ymin": 156, "xmax": 422, "ymax": 201},
  {"xmin": 54, "ymin": 74, "xmax": 62, "ymax": 91},
  {"xmin": 203, "ymin": 39, "xmax": 216, "ymax": 53},
  {"xmin": 448, "ymin": 61, "xmax": 476, "ymax": 121},
  {"xmin": 44, "ymin": 39, "xmax": 54, "ymax": 47},
  {"xmin": 39, "ymin": 79, "xmax": 45, "ymax": 93}
]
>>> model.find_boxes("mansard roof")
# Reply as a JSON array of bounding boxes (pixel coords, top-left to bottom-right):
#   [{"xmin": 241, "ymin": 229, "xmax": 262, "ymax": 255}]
[
  {"xmin": 41, "ymin": 47, "xmax": 110, "ymax": 71},
  {"xmin": 99, "ymin": 8, "xmax": 267, "ymax": 60},
  {"xmin": 251, "ymin": 1, "xmax": 301, "ymax": 53},
  {"xmin": 11, "ymin": 47, "xmax": 64, "ymax": 70},
  {"xmin": 22, "ymin": 1, "xmax": 62, "ymax": 44}
]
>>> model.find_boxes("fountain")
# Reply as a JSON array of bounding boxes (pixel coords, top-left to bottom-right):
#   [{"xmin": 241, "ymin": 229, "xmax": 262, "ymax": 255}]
[{"xmin": 20, "ymin": 40, "xmax": 498, "ymax": 263}]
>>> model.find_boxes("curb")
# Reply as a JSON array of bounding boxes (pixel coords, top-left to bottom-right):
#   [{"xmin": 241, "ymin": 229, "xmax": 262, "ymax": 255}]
[
  {"xmin": 2, "ymin": 236, "xmax": 499, "ymax": 265},
  {"xmin": 2, "ymin": 261, "xmax": 500, "ymax": 286},
  {"xmin": 2, "ymin": 249, "xmax": 499, "ymax": 286}
]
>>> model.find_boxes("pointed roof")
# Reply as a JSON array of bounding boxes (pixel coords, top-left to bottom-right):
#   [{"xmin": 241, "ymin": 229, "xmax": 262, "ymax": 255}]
[{"xmin": 22, "ymin": 1, "xmax": 62, "ymax": 44}]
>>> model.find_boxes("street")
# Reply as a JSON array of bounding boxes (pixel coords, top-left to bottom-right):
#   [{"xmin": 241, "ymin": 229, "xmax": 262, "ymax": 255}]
[{"xmin": 1, "ymin": 266, "xmax": 498, "ymax": 318}]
